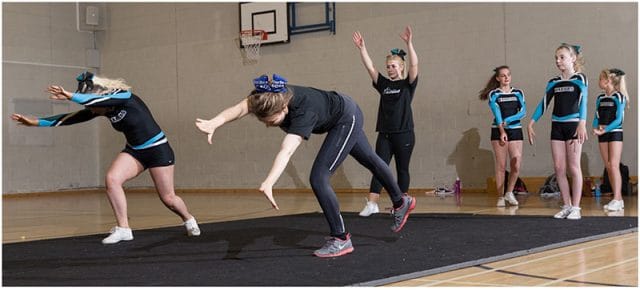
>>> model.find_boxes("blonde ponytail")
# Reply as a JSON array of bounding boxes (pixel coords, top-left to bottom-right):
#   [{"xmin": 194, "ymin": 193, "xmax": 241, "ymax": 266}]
[
  {"xmin": 92, "ymin": 75, "xmax": 132, "ymax": 94},
  {"xmin": 616, "ymin": 73, "xmax": 629, "ymax": 109}
]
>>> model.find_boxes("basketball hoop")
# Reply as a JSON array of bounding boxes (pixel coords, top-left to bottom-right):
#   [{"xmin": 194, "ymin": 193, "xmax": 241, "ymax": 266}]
[{"xmin": 240, "ymin": 30, "xmax": 267, "ymax": 64}]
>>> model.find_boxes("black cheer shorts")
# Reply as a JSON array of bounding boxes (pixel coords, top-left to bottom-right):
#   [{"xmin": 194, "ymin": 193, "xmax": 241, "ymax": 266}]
[
  {"xmin": 551, "ymin": 122, "xmax": 578, "ymax": 141},
  {"xmin": 491, "ymin": 128, "xmax": 524, "ymax": 141},
  {"xmin": 598, "ymin": 131, "xmax": 623, "ymax": 143},
  {"xmin": 122, "ymin": 142, "xmax": 175, "ymax": 169}
]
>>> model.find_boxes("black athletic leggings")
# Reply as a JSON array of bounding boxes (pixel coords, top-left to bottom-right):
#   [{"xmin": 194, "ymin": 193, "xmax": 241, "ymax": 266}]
[
  {"xmin": 369, "ymin": 131, "xmax": 415, "ymax": 193},
  {"xmin": 310, "ymin": 95, "xmax": 404, "ymax": 237}
]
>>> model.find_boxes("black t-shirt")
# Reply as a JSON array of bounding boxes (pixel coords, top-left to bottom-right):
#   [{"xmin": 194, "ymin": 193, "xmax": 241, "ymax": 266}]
[
  {"xmin": 373, "ymin": 73, "xmax": 418, "ymax": 133},
  {"xmin": 278, "ymin": 85, "xmax": 344, "ymax": 140}
]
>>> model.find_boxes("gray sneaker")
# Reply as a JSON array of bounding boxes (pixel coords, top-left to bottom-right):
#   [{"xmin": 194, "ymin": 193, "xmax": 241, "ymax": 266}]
[
  {"xmin": 391, "ymin": 195, "xmax": 416, "ymax": 232},
  {"xmin": 313, "ymin": 233, "xmax": 354, "ymax": 258}
]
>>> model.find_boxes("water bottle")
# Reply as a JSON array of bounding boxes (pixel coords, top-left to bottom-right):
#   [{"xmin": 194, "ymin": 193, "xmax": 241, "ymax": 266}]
[
  {"xmin": 594, "ymin": 178, "xmax": 602, "ymax": 205},
  {"xmin": 454, "ymin": 177, "xmax": 462, "ymax": 206}
]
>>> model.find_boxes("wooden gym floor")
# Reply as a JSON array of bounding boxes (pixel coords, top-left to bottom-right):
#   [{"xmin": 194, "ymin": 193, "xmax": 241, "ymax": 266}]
[{"xmin": 3, "ymin": 189, "xmax": 638, "ymax": 286}]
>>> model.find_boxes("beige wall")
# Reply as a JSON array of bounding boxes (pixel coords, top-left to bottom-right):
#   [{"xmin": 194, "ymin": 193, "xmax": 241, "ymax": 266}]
[
  {"xmin": 4, "ymin": 2, "xmax": 637, "ymax": 193},
  {"xmin": 3, "ymin": 3, "xmax": 100, "ymax": 193}
]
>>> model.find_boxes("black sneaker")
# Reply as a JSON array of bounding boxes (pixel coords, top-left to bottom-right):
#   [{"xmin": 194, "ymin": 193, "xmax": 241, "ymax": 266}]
[{"xmin": 391, "ymin": 195, "xmax": 416, "ymax": 232}]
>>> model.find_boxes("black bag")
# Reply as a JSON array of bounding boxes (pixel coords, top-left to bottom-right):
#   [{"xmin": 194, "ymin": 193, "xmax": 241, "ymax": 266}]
[
  {"xmin": 601, "ymin": 163, "xmax": 631, "ymax": 195},
  {"xmin": 539, "ymin": 173, "xmax": 560, "ymax": 194},
  {"xmin": 504, "ymin": 171, "xmax": 528, "ymax": 194}
]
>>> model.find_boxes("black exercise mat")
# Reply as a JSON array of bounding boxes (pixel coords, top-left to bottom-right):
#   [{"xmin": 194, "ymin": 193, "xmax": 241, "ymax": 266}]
[{"xmin": 3, "ymin": 213, "xmax": 637, "ymax": 286}]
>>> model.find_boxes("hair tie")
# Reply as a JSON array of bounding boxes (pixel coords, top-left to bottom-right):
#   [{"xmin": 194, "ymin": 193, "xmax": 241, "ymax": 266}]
[
  {"xmin": 493, "ymin": 65, "xmax": 509, "ymax": 74},
  {"xmin": 76, "ymin": 71, "xmax": 94, "ymax": 93},
  {"xmin": 390, "ymin": 48, "xmax": 406, "ymax": 60},
  {"xmin": 610, "ymin": 68, "xmax": 625, "ymax": 76},
  {"xmin": 253, "ymin": 74, "xmax": 288, "ymax": 93}
]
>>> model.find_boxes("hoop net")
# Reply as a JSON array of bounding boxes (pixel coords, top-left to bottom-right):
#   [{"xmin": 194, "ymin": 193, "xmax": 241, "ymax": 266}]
[{"xmin": 240, "ymin": 30, "xmax": 266, "ymax": 63}]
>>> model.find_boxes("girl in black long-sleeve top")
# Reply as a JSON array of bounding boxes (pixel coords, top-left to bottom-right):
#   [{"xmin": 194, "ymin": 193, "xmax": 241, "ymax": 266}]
[{"xmin": 11, "ymin": 72, "xmax": 200, "ymax": 244}]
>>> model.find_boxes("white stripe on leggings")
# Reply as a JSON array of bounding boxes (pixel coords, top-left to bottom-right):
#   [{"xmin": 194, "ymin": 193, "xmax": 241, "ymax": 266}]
[{"xmin": 329, "ymin": 115, "xmax": 355, "ymax": 172}]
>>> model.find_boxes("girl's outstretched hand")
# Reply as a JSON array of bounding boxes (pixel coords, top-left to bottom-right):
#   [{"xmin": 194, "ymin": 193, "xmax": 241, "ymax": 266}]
[
  {"xmin": 195, "ymin": 118, "xmax": 217, "ymax": 144},
  {"xmin": 10, "ymin": 113, "xmax": 38, "ymax": 126},
  {"xmin": 259, "ymin": 182, "xmax": 280, "ymax": 210},
  {"xmin": 47, "ymin": 85, "xmax": 72, "ymax": 100}
]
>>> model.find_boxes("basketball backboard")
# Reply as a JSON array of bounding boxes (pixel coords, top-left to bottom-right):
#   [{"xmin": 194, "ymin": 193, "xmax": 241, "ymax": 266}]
[{"xmin": 239, "ymin": 2, "xmax": 289, "ymax": 45}]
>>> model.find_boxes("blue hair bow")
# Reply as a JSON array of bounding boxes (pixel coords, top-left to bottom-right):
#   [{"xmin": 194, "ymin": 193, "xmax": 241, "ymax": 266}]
[
  {"xmin": 253, "ymin": 74, "xmax": 288, "ymax": 93},
  {"xmin": 253, "ymin": 75, "xmax": 271, "ymax": 92},
  {"xmin": 270, "ymin": 74, "xmax": 287, "ymax": 92}
]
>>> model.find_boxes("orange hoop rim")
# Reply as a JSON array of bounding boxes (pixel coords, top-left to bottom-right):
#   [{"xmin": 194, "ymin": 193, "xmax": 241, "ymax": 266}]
[{"xmin": 240, "ymin": 29, "xmax": 268, "ymax": 40}]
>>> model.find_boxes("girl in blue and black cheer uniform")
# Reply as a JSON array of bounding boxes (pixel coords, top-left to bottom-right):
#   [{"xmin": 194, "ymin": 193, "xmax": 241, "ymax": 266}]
[
  {"xmin": 528, "ymin": 43, "xmax": 588, "ymax": 220},
  {"xmin": 479, "ymin": 65, "xmax": 525, "ymax": 208},
  {"xmin": 352, "ymin": 26, "xmax": 419, "ymax": 217},
  {"xmin": 195, "ymin": 74, "xmax": 416, "ymax": 258},
  {"xmin": 11, "ymin": 72, "xmax": 201, "ymax": 244},
  {"xmin": 593, "ymin": 68, "xmax": 629, "ymax": 212}
]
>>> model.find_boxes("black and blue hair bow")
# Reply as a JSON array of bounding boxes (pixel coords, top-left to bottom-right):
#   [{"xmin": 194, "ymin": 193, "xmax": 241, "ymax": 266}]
[
  {"xmin": 390, "ymin": 48, "xmax": 407, "ymax": 60},
  {"xmin": 253, "ymin": 74, "xmax": 288, "ymax": 93},
  {"xmin": 610, "ymin": 68, "xmax": 625, "ymax": 76},
  {"xmin": 76, "ymin": 71, "xmax": 94, "ymax": 93},
  {"xmin": 561, "ymin": 43, "xmax": 582, "ymax": 54}
]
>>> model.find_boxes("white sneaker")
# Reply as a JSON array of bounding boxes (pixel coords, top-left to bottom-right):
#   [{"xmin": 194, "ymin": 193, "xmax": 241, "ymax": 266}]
[
  {"xmin": 553, "ymin": 205, "xmax": 573, "ymax": 219},
  {"xmin": 496, "ymin": 197, "xmax": 506, "ymax": 207},
  {"xmin": 604, "ymin": 199, "xmax": 624, "ymax": 211},
  {"xmin": 504, "ymin": 192, "xmax": 519, "ymax": 206},
  {"xmin": 184, "ymin": 217, "xmax": 201, "ymax": 236},
  {"xmin": 606, "ymin": 209, "xmax": 625, "ymax": 217},
  {"xmin": 566, "ymin": 207, "xmax": 582, "ymax": 220},
  {"xmin": 102, "ymin": 226, "xmax": 133, "ymax": 244},
  {"xmin": 358, "ymin": 198, "xmax": 379, "ymax": 217}
]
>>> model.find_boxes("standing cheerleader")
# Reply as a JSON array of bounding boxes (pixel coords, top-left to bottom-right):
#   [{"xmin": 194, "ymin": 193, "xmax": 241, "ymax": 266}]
[
  {"xmin": 593, "ymin": 68, "xmax": 629, "ymax": 212},
  {"xmin": 479, "ymin": 65, "xmax": 526, "ymax": 207},
  {"xmin": 528, "ymin": 43, "xmax": 588, "ymax": 220}
]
